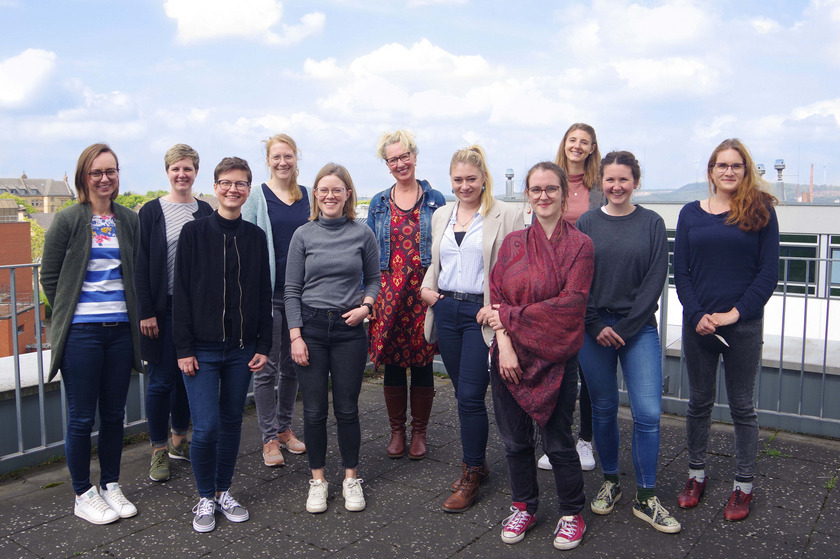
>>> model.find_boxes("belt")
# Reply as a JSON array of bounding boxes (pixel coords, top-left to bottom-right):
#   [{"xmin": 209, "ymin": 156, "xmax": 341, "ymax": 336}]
[{"xmin": 439, "ymin": 290, "xmax": 483, "ymax": 305}]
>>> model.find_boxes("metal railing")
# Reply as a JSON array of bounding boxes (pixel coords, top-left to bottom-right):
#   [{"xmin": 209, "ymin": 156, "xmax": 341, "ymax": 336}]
[{"xmin": 2, "ymin": 248, "xmax": 840, "ymax": 473}]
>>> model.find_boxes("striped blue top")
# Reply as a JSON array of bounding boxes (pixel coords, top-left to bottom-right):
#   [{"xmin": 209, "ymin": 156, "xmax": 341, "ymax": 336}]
[{"xmin": 72, "ymin": 214, "xmax": 129, "ymax": 323}]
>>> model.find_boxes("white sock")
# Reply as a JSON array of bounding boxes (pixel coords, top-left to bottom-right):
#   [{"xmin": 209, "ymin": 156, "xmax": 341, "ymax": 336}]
[
  {"xmin": 734, "ymin": 481, "xmax": 753, "ymax": 494},
  {"xmin": 689, "ymin": 468, "xmax": 705, "ymax": 483}
]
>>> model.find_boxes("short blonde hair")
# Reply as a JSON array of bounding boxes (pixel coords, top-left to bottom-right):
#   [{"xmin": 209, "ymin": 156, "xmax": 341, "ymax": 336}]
[
  {"xmin": 450, "ymin": 144, "xmax": 494, "ymax": 215},
  {"xmin": 164, "ymin": 144, "xmax": 199, "ymax": 172},
  {"xmin": 310, "ymin": 163, "xmax": 357, "ymax": 221},
  {"xmin": 375, "ymin": 129, "xmax": 418, "ymax": 160}
]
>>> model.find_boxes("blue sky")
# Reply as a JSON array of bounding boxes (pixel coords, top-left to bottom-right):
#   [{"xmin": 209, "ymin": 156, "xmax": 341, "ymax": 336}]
[{"xmin": 2, "ymin": 0, "xmax": 839, "ymax": 197}]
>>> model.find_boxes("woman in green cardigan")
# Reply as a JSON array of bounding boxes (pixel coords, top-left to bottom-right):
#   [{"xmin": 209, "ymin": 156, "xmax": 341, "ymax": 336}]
[{"xmin": 41, "ymin": 143, "xmax": 142, "ymax": 526}]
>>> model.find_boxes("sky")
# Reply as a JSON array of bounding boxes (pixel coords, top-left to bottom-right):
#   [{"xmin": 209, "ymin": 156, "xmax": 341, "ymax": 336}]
[{"xmin": 2, "ymin": 0, "xmax": 840, "ymax": 198}]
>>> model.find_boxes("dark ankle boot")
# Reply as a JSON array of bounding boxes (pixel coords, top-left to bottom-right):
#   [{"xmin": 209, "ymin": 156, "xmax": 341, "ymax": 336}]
[
  {"xmin": 408, "ymin": 386, "xmax": 435, "ymax": 460},
  {"xmin": 383, "ymin": 385, "xmax": 407, "ymax": 458},
  {"xmin": 442, "ymin": 465, "xmax": 482, "ymax": 512}
]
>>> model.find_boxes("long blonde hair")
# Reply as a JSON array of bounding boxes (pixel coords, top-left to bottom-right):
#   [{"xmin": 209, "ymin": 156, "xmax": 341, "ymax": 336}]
[
  {"xmin": 263, "ymin": 133, "xmax": 303, "ymax": 202},
  {"xmin": 450, "ymin": 144, "xmax": 494, "ymax": 216},
  {"xmin": 554, "ymin": 123, "xmax": 601, "ymax": 189}
]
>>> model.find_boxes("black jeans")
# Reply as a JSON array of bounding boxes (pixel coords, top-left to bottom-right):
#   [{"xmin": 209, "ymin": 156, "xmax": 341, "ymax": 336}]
[
  {"xmin": 295, "ymin": 306, "xmax": 368, "ymax": 471},
  {"xmin": 492, "ymin": 358, "xmax": 585, "ymax": 516}
]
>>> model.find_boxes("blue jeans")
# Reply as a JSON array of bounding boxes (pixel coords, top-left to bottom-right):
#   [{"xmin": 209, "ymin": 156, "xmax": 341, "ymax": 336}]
[
  {"xmin": 253, "ymin": 294, "xmax": 298, "ymax": 443},
  {"xmin": 145, "ymin": 310, "xmax": 191, "ymax": 447},
  {"xmin": 683, "ymin": 317, "xmax": 763, "ymax": 482},
  {"xmin": 578, "ymin": 312, "xmax": 662, "ymax": 488},
  {"xmin": 432, "ymin": 296, "xmax": 489, "ymax": 467},
  {"xmin": 183, "ymin": 340, "xmax": 255, "ymax": 498},
  {"xmin": 492, "ymin": 359, "xmax": 585, "ymax": 516},
  {"xmin": 61, "ymin": 322, "xmax": 134, "ymax": 495},
  {"xmin": 295, "ymin": 306, "xmax": 367, "ymax": 471}
]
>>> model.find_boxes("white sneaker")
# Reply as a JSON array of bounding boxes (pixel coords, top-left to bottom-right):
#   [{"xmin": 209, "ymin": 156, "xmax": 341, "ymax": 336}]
[
  {"xmin": 215, "ymin": 490, "xmax": 249, "ymax": 522},
  {"xmin": 576, "ymin": 439, "xmax": 596, "ymax": 471},
  {"xmin": 537, "ymin": 453, "xmax": 552, "ymax": 470},
  {"xmin": 74, "ymin": 487, "xmax": 119, "ymax": 525},
  {"xmin": 342, "ymin": 478, "xmax": 366, "ymax": 512},
  {"xmin": 306, "ymin": 479, "xmax": 328, "ymax": 513},
  {"xmin": 100, "ymin": 482, "xmax": 138, "ymax": 518}
]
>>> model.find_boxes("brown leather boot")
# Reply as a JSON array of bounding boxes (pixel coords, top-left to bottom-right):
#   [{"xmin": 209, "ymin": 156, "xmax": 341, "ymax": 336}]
[
  {"xmin": 383, "ymin": 385, "xmax": 407, "ymax": 458},
  {"xmin": 408, "ymin": 386, "xmax": 435, "ymax": 460},
  {"xmin": 442, "ymin": 465, "xmax": 482, "ymax": 512},
  {"xmin": 450, "ymin": 461, "xmax": 490, "ymax": 491}
]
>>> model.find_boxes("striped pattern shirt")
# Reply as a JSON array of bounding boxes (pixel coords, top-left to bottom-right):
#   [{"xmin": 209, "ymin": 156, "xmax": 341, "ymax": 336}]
[
  {"xmin": 160, "ymin": 198, "xmax": 199, "ymax": 295},
  {"xmin": 72, "ymin": 214, "xmax": 129, "ymax": 323},
  {"xmin": 438, "ymin": 201, "xmax": 484, "ymax": 295}
]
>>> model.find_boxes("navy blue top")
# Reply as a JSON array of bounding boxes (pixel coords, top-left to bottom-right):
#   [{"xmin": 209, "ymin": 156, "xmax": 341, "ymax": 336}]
[
  {"xmin": 264, "ymin": 183, "xmax": 310, "ymax": 295},
  {"xmin": 674, "ymin": 200, "xmax": 780, "ymax": 329}
]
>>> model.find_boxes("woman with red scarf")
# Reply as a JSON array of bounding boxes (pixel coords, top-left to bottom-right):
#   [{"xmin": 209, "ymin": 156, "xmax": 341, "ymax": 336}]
[{"xmin": 486, "ymin": 161, "xmax": 593, "ymax": 551}]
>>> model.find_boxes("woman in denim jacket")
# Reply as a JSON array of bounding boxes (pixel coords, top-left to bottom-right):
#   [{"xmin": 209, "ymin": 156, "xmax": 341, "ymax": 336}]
[{"xmin": 366, "ymin": 129, "xmax": 445, "ymax": 461}]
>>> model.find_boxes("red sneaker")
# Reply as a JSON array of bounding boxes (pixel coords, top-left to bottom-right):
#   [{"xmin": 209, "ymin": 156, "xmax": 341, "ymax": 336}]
[
  {"xmin": 501, "ymin": 503, "xmax": 536, "ymax": 544},
  {"xmin": 677, "ymin": 477, "xmax": 706, "ymax": 509},
  {"xmin": 553, "ymin": 513, "xmax": 586, "ymax": 550},
  {"xmin": 723, "ymin": 489, "xmax": 753, "ymax": 521}
]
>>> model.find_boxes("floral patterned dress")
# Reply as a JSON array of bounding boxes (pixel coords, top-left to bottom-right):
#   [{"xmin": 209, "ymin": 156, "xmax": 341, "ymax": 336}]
[{"xmin": 368, "ymin": 200, "xmax": 437, "ymax": 368}]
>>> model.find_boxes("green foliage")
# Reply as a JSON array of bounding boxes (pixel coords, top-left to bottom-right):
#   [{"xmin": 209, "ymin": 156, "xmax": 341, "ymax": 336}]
[
  {"xmin": 114, "ymin": 192, "xmax": 149, "ymax": 209},
  {"xmin": 145, "ymin": 189, "xmax": 168, "ymax": 199},
  {"xmin": 22, "ymin": 215, "xmax": 45, "ymax": 262},
  {"xmin": 0, "ymin": 192, "xmax": 36, "ymax": 213},
  {"xmin": 60, "ymin": 199, "xmax": 76, "ymax": 210},
  {"xmin": 824, "ymin": 475, "xmax": 838, "ymax": 491}
]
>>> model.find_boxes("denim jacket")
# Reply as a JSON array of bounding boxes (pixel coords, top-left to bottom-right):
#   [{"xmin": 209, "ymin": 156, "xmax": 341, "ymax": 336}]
[{"xmin": 366, "ymin": 179, "xmax": 445, "ymax": 270}]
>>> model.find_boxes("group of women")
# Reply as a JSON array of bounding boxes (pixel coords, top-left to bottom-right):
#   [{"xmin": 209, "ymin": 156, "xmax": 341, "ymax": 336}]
[{"xmin": 42, "ymin": 125, "xmax": 779, "ymax": 551}]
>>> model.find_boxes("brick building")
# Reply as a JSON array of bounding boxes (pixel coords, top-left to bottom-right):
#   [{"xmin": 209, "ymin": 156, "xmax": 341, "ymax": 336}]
[{"xmin": 0, "ymin": 221, "xmax": 45, "ymax": 357}]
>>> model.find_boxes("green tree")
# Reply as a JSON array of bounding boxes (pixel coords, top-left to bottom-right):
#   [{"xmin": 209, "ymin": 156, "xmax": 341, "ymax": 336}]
[
  {"xmin": 60, "ymin": 198, "xmax": 76, "ymax": 210},
  {"xmin": 0, "ymin": 192, "xmax": 36, "ymax": 214},
  {"xmin": 146, "ymin": 189, "xmax": 168, "ymax": 199},
  {"xmin": 114, "ymin": 192, "xmax": 149, "ymax": 209},
  {"xmin": 23, "ymin": 216, "xmax": 45, "ymax": 262}
]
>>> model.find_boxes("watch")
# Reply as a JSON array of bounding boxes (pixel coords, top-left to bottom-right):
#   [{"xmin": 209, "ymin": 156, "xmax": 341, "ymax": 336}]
[{"xmin": 362, "ymin": 302, "xmax": 373, "ymax": 314}]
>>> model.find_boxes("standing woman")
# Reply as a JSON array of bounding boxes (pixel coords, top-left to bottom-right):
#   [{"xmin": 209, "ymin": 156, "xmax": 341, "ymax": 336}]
[
  {"xmin": 242, "ymin": 133, "xmax": 310, "ymax": 468},
  {"xmin": 41, "ymin": 143, "xmax": 141, "ymax": 524},
  {"xmin": 576, "ymin": 151, "xmax": 680, "ymax": 533},
  {"xmin": 367, "ymin": 129, "xmax": 445, "ymax": 460},
  {"xmin": 286, "ymin": 164, "xmax": 380, "ymax": 514},
  {"xmin": 538, "ymin": 123, "xmax": 603, "ymax": 472},
  {"xmin": 137, "ymin": 144, "xmax": 213, "ymax": 483},
  {"xmin": 420, "ymin": 145, "xmax": 524, "ymax": 513},
  {"xmin": 487, "ymin": 161, "xmax": 593, "ymax": 550},
  {"xmin": 674, "ymin": 138, "xmax": 779, "ymax": 521},
  {"xmin": 174, "ymin": 157, "xmax": 272, "ymax": 533}
]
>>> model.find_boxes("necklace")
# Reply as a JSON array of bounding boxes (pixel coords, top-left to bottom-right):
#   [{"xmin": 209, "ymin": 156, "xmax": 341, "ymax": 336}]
[{"xmin": 391, "ymin": 182, "xmax": 421, "ymax": 214}]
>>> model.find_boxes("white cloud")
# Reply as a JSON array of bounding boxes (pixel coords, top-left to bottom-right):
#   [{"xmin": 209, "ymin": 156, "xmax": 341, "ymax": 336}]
[
  {"xmin": 791, "ymin": 98, "xmax": 840, "ymax": 126},
  {"xmin": 408, "ymin": 0, "xmax": 468, "ymax": 6},
  {"xmin": 0, "ymin": 49, "xmax": 57, "ymax": 108},
  {"xmin": 163, "ymin": 0, "xmax": 323, "ymax": 45},
  {"xmin": 613, "ymin": 57, "xmax": 720, "ymax": 96},
  {"xmin": 751, "ymin": 16, "xmax": 782, "ymax": 34}
]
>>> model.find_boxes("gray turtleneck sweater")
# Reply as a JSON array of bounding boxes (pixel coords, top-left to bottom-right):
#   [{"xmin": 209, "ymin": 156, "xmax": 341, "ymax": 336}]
[{"xmin": 284, "ymin": 215, "xmax": 381, "ymax": 328}]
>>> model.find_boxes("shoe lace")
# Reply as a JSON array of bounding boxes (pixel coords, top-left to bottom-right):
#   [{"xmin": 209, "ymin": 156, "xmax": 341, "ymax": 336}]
[
  {"xmin": 555, "ymin": 516, "xmax": 580, "ymax": 539},
  {"xmin": 309, "ymin": 479, "xmax": 327, "ymax": 499},
  {"xmin": 344, "ymin": 478, "xmax": 364, "ymax": 497},
  {"xmin": 577, "ymin": 441, "xmax": 594, "ymax": 459},
  {"xmin": 152, "ymin": 451, "xmax": 167, "ymax": 467},
  {"xmin": 217, "ymin": 491, "xmax": 241, "ymax": 511},
  {"xmin": 84, "ymin": 493, "xmax": 114, "ymax": 514},
  {"xmin": 645, "ymin": 496, "xmax": 677, "ymax": 525},
  {"xmin": 104, "ymin": 486, "xmax": 130, "ymax": 507},
  {"xmin": 731, "ymin": 489, "xmax": 744, "ymax": 505},
  {"xmin": 193, "ymin": 497, "xmax": 215, "ymax": 516},
  {"xmin": 503, "ymin": 507, "xmax": 532, "ymax": 533},
  {"xmin": 595, "ymin": 481, "xmax": 616, "ymax": 502}
]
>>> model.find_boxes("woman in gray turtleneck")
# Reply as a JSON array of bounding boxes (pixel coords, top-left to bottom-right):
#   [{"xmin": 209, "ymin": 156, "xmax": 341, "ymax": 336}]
[{"xmin": 285, "ymin": 163, "xmax": 380, "ymax": 515}]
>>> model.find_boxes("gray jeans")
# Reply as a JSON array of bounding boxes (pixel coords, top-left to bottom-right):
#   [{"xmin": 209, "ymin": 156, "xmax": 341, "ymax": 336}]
[
  {"xmin": 683, "ymin": 317, "xmax": 763, "ymax": 482},
  {"xmin": 253, "ymin": 293, "xmax": 299, "ymax": 444}
]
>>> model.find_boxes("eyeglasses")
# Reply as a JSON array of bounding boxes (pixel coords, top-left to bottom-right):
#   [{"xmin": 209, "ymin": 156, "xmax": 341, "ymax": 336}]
[
  {"xmin": 315, "ymin": 187, "xmax": 347, "ymax": 197},
  {"xmin": 88, "ymin": 168, "xmax": 119, "ymax": 180},
  {"xmin": 216, "ymin": 180, "xmax": 251, "ymax": 191},
  {"xmin": 527, "ymin": 185, "xmax": 562, "ymax": 197},
  {"xmin": 385, "ymin": 152, "xmax": 412, "ymax": 168},
  {"xmin": 712, "ymin": 163, "xmax": 746, "ymax": 173}
]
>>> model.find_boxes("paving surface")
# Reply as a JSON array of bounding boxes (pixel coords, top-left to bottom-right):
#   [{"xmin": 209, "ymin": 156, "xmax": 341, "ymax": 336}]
[{"xmin": 1, "ymin": 376, "xmax": 839, "ymax": 558}]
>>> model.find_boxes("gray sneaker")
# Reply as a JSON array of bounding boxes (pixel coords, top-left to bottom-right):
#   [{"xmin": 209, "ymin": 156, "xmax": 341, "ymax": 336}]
[
  {"xmin": 215, "ymin": 491, "xmax": 249, "ymax": 522},
  {"xmin": 590, "ymin": 480, "xmax": 622, "ymax": 515},
  {"xmin": 149, "ymin": 449, "xmax": 170, "ymax": 482},
  {"xmin": 192, "ymin": 497, "xmax": 216, "ymax": 533},
  {"xmin": 168, "ymin": 439, "xmax": 190, "ymax": 461}
]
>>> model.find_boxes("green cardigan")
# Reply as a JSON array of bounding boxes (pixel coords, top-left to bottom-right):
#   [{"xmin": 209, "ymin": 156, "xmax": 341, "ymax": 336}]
[{"xmin": 41, "ymin": 202, "xmax": 142, "ymax": 382}]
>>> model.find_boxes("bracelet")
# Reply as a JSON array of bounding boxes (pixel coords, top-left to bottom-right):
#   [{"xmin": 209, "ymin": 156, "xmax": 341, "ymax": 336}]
[
  {"xmin": 362, "ymin": 302, "xmax": 373, "ymax": 314},
  {"xmin": 290, "ymin": 336, "xmax": 302, "ymax": 343}
]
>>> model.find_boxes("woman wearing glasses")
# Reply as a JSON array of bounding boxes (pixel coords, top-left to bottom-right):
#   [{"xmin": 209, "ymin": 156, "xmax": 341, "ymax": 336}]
[
  {"xmin": 173, "ymin": 157, "xmax": 272, "ymax": 533},
  {"xmin": 538, "ymin": 123, "xmax": 604, "ymax": 473},
  {"xmin": 42, "ymin": 144, "xmax": 141, "ymax": 524},
  {"xmin": 486, "ymin": 162, "xmax": 592, "ymax": 549},
  {"xmin": 367, "ymin": 129, "xmax": 445, "ymax": 460},
  {"xmin": 420, "ymin": 145, "xmax": 523, "ymax": 513},
  {"xmin": 286, "ymin": 164, "xmax": 380, "ymax": 514},
  {"xmin": 576, "ymin": 152, "xmax": 679, "ymax": 533},
  {"xmin": 674, "ymin": 139, "xmax": 779, "ymax": 521},
  {"xmin": 137, "ymin": 144, "xmax": 213, "ymax": 483},
  {"xmin": 242, "ymin": 134, "xmax": 310, "ymax": 468}
]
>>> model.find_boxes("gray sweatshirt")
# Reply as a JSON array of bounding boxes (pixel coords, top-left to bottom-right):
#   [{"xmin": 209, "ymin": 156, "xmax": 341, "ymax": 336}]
[{"xmin": 284, "ymin": 215, "xmax": 381, "ymax": 328}]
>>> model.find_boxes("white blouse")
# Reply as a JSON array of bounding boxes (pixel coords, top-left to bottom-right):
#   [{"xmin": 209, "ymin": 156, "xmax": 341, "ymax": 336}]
[{"xmin": 437, "ymin": 201, "xmax": 484, "ymax": 295}]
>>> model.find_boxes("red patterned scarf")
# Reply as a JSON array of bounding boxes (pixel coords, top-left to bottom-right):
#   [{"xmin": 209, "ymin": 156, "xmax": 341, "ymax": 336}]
[{"xmin": 490, "ymin": 219, "xmax": 593, "ymax": 426}]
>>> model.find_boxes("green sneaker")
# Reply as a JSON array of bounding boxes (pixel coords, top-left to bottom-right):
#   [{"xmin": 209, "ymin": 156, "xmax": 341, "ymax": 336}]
[
  {"xmin": 149, "ymin": 449, "xmax": 170, "ymax": 482},
  {"xmin": 633, "ymin": 496, "xmax": 681, "ymax": 533},
  {"xmin": 590, "ymin": 480, "xmax": 621, "ymax": 515},
  {"xmin": 168, "ymin": 439, "xmax": 190, "ymax": 461}
]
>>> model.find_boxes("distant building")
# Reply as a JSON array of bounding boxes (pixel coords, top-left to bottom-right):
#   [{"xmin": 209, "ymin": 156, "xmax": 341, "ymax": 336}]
[
  {"xmin": 0, "ymin": 173, "xmax": 75, "ymax": 213},
  {"xmin": 0, "ymin": 221, "xmax": 45, "ymax": 357}
]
